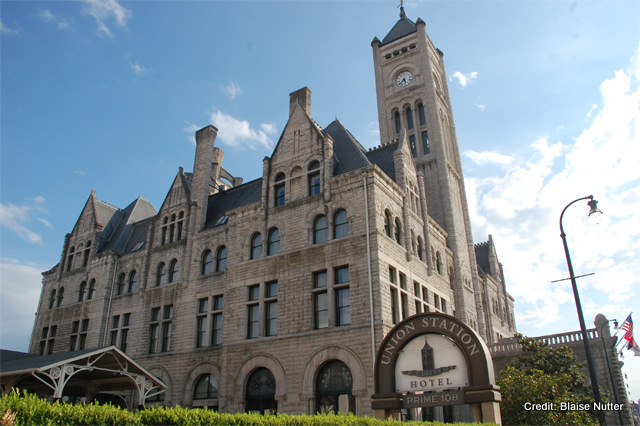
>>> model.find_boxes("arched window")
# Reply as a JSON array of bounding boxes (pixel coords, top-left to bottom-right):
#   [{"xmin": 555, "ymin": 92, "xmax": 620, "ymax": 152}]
[
  {"xmin": 202, "ymin": 250, "xmax": 213, "ymax": 275},
  {"xmin": 245, "ymin": 368, "xmax": 277, "ymax": 414},
  {"xmin": 157, "ymin": 263, "xmax": 167, "ymax": 286},
  {"xmin": 267, "ymin": 228, "xmax": 280, "ymax": 256},
  {"xmin": 394, "ymin": 218, "xmax": 402, "ymax": 244},
  {"xmin": 406, "ymin": 106, "xmax": 414, "ymax": 130},
  {"xmin": 161, "ymin": 217, "xmax": 168, "ymax": 245},
  {"xmin": 333, "ymin": 209, "xmax": 348, "ymax": 239},
  {"xmin": 308, "ymin": 161, "xmax": 321, "ymax": 196},
  {"xmin": 169, "ymin": 214, "xmax": 176, "ymax": 243},
  {"xmin": 313, "ymin": 215, "xmax": 328, "ymax": 244},
  {"xmin": 49, "ymin": 289, "xmax": 56, "ymax": 309},
  {"xmin": 128, "ymin": 271, "xmax": 137, "ymax": 293},
  {"xmin": 66, "ymin": 247, "xmax": 75, "ymax": 272},
  {"xmin": 168, "ymin": 259, "xmax": 179, "ymax": 283},
  {"xmin": 216, "ymin": 246, "xmax": 227, "ymax": 272},
  {"xmin": 418, "ymin": 102, "xmax": 426, "ymax": 126},
  {"xmin": 82, "ymin": 241, "xmax": 91, "ymax": 267},
  {"xmin": 274, "ymin": 173, "xmax": 285, "ymax": 207},
  {"xmin": 384, "ymin": 210, "xmax": 392, "ymax": 237},
  {"xmin": 394, "ymin": 110, "xmax": 401, "ymax": 134},
  {"xmin": 176, "ymin": 211, "xmax": 184, "ymax": 241},
  {"xmin": 87, "ymin": 279, "xmax": 95, "ymax": 299},
  {"xmin": 417, "ymin": 237, "xmax": 424, "ymax": 261},
  {"xmin": 316, "ymin": 360, "xmax": 354, "ymax": 414},
  {"xmin": 78, "ymin": 281, "xmax": 86, "ymax": 302},
  {"xmin": 193, "ymin": 374, "xmax": 218, "ymax": 400},
  {"xmin": 57, "ymin": 287, "xmax": 64, "ymax": 307},
  {"xmin": 250, "ymin": 233, "xmax": 262, "ymax": 260},
  {"xmin": 436, "ymin": 252, "xmax": 442, "ymax": 275},
  {"xmin": 116, "ymin": 273, "xmax": 126, "ymax": 295}
]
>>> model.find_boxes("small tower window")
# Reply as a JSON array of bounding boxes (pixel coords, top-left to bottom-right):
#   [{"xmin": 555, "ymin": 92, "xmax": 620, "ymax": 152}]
[
  {"xmin": 418, "ymin": 103, "xmax": 426, "ymax": 126},
  {"xmin": 406, "ymin": 106, "xmax": 414, "ymax": 130},
  {"xmin": 394, "ymin": 111, "xmax": 401, "ymax": 134}
]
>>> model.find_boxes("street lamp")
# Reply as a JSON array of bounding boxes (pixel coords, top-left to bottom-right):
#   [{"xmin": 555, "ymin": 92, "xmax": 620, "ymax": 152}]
[
  {"xmin": 599, "ymin": 318, "xmax": 624, "ymax": 425},
  {"xmin": 559, "ymin": 195, "xmax": 605, "ymax": 425}
]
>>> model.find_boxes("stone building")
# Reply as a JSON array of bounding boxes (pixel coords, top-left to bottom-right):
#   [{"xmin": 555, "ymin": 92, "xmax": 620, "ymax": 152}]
[{"xmin": 22, "ymin": 7, "xmax": 516, "ymax": 419}]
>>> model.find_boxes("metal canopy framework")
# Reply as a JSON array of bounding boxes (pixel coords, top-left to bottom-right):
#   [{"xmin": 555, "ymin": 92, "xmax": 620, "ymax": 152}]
[{"xmin": 0, "ymin": 346, "xmax": 165, "ymax": 406}]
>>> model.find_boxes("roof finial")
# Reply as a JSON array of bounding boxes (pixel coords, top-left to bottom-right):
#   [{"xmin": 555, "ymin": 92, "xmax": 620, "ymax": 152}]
[{"xmin": 398, "ymin": 0, "xmax": 406, "ymax": 18}]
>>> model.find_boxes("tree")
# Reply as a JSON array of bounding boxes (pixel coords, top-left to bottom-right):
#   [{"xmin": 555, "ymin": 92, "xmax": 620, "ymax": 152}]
[{"xmin": 496, "ymin": 334, "xmax": 599, "ymax": 425}]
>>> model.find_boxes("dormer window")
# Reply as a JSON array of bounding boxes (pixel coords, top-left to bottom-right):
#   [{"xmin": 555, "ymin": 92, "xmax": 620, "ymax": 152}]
[
  {"xmin": 274, "ymin": 173, "xmax": 285, "ymax": 206},
  {"xmin": 161, "ymin": 212, "xmax": 185, "ymax": 245}
]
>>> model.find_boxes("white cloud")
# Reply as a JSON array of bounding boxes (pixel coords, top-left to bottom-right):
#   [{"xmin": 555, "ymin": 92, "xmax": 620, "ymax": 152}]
[
  {"xmin": 463, "ymin": 150, "xmax": 513, "ymax": 166},
  {"xmin": 129, "ymin": 61, "xmax": 146, "ymax": 75},
  {"xmin": 209, "ymin": 110, "xmax": 277, "ymax": 150},
  {"xmin": 34, "ymin": 196, "xmax": 46, "ymax": 204},
  {"xmin": 467, "ymin": 42, "xmax": 640, "ymax": 333},
  {"xmin": 222, "ymin": 82, "xmax": 244, "ymax": 100},
  {"xmin": 451, "ymin": 71, "xmax": 478, "ymax": 87},
  {"xmin": 81, "ymin": 0, "xmax": 131, "ymax": 38},
  {"xmin": 0, "ymin": 203, "xmax": 44, "ymax": 244},
  {"xmin": 0, "ymin": 19, "xmax": 20, "ymax": 35},
  {"xmin": 182, "ymin": 121, "xmax": 200, "ymax": 145},
  {"xmin": 38, "ymin": 8, "xmax": 71, "ymax": 30},
  {"xmin": 0, "ymin": 262, "xmax": 44, "ymax": 351}
]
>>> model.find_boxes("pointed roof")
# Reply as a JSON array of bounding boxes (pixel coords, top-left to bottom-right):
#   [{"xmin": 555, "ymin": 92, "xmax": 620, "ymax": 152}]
[
  {"xmin": 323, "ymin": 119, "xmax": 371, "ymax": 176},
  {"xmin": 203, "ymin": 178, "xmax": 262, "ymax": 231},
  {"xmin": 97, "ymin": 197, "xmax": 156, "ymax": 255},
  {"xmin": 380, "ymin": 12, "xmax": 417, "ymax": 46}
]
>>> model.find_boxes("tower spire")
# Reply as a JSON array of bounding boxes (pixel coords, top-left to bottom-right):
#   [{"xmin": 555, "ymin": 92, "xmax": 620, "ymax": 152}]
[{"xmin": 398, "ymin": 0, "xmax": 406, "ymax": 18}]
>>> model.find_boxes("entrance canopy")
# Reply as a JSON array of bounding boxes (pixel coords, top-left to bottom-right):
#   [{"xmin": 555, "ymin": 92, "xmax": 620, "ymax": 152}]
[{"xmin": 0, "ymin": 346, "xmax": 165, "ymax": 406}]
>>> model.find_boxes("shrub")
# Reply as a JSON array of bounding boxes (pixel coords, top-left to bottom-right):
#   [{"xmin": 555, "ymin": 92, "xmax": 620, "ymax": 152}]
[{"xmin": 2, "ymin": 389, "xmax": 492, "ymax": 426}]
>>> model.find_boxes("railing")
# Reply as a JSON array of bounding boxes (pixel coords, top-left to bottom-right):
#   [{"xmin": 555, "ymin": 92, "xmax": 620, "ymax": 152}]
[{"xmin": 489, "ymin": 328, "xmax": 599, "ymax": 354}]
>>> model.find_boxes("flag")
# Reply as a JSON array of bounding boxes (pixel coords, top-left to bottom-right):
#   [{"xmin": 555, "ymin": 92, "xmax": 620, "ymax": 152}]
[
  {"xmin": 621, "ymin": 314, "xmax": 640, "ymax": 356},
  {"xmin": 621, "ymin": 314, "xmax": 634, "ymax": 343}
]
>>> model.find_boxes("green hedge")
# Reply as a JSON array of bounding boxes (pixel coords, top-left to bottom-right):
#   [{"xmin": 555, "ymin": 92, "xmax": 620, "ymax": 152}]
[{"xmin": 1, "ymin": 390, "xmax": 491, "ymax": 426}]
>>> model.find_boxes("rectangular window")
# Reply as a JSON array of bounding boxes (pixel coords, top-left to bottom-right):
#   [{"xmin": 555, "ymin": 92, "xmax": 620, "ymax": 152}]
[
  {"xmin": 434, "ymin": 294, "xmax": 441, "ymax": 311},
  {"xmin": 336, "ymin": 288, "xmax": 350, "ymax": 326},
  {"xmin": 399, "ymin": 272, "xmax": 406, "ymax": 290},
  {"xmin": 390, "ymin": 288, "xmax": 398, "ymax": 324},
  {"xmin": 71, "ymin": 320, "xmax": 80, "ymax": 351},
  {"xmin": 314, "ymin": 292, "xmax": 329, "ymax": 329},
  {"xmin": 312, "ymin": 270, "xmax": 328, "ymax": 329},
  {"xmin": 334, "ymin": 267, "xmax": 350, "ymax": 326},
  {"xmin": 211, "ymin": 295, "xmax": 223, "ymax": 346},
  {"xmin": 422, "ymin": 131, "xmax": 430, "ymax": 154},
  {"xmin": 247, "ymin": 304, "xmax": 259, "ymax": 339},
  {"xmin": 389, "ymin": 266, "xmax": 396, "ymax": 284},
  {"xmin": 196, "ymin": 298, "xmax": 208, "ymax": 348},
  {"xmin": 401, "ymin": 293, "xmax": 408, "ymax": 321},
  {"xmin": 441, "ymin": 299, "xmax": 447, "ymax": 314},
  {"xmin": 46, "ymin": 325, "xmax": 56, "ymax": 355},
  {"xmin": 265, "ymin": 281, "xmax": 278, "ymax": 336},
  {"xmin": 149, "ymin": 307, "xmax": 161, "ymax": 353},
  {"xmin": 161, "ymin": 305, "xmax": 173, "ymax": 352},
  {"xmin": 409, "ymin": 135, "xmax": 417, "ymax": 157}
]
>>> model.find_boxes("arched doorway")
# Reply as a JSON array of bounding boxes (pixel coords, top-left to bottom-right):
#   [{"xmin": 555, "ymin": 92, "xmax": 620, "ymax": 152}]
[
  {"xmin": 316, "ymin": 360, "xmax": 354, "ymax": 414},
  {"xmin": 245, "ymin": 368, "xmax": 277, "ymax": 414}
]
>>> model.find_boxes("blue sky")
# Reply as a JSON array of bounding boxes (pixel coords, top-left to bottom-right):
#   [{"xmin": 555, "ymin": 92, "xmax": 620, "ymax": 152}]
[{"xmin": 2, "ymin": 0, "xmax": 639, "ymax": 401}]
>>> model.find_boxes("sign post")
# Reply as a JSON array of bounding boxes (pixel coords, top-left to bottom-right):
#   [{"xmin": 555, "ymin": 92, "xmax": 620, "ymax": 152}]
[{"xmin": 372, "ymin": 313, "xmax": 501, "ymax": 424}]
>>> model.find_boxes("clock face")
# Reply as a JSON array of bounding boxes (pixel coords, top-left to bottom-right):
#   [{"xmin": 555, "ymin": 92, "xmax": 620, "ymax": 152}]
[{"xmin": 396, "ymin": 71, "xmax": 413, "ymax": 87}]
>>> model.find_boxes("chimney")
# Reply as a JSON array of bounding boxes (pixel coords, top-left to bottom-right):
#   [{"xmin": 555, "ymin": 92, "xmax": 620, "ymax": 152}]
[{"xmin": 289, "ymin": 87, "xmax": 311, "ymax": 117}]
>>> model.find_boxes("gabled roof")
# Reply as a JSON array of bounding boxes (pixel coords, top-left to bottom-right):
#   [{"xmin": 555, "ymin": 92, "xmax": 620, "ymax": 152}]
[
  {"xmin": 380, "ymin": 16, "xmax": 417, "ymax": 46},
  {"xmin": 323, "ymin": 120, "xmax": 371, "ymax": 177},
  {"xmin": 203, "ymin": 178, "xmax": 262, "ymax": 231},
  {"xmin": 366, "ymin": 142, "xmax": 399, "ymax": 182},
  {"xmin": 97, "ymin": 197, "xmax": 156, "ymax": 255}
]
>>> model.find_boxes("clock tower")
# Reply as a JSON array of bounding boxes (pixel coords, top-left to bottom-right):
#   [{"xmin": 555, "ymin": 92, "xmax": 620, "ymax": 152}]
[{"xmin": 372, "ymin": 6, "xmax": 487, "ymax": 339}]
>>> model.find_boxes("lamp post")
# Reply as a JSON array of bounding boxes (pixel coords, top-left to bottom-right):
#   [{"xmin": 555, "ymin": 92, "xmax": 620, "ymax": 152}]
[
  {"xmin": 559, "ymin": 195, "xmax": 605, "ymax": 425},
  {"xmin": 599, "ymin": 318, "xmax": 624, "ymax": 425}
]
